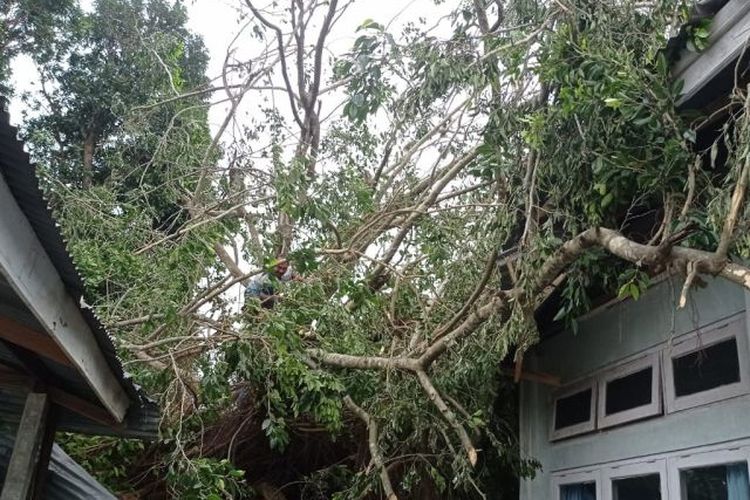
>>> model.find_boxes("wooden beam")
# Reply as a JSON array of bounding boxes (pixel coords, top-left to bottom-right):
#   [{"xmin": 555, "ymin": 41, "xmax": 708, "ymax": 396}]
[
  {"xmin": 47, "ymin": 386, "xmax": 117, "ymax": 427},
  {"xmin": 0, "ymin": 392, "xmax": 50, "ymax": 500},
  {"xmin": 0, "ymin": 316, "xmax": 71, "ymax": 367},
  {"xmin": 502, "ymin": 367, "xmax": 561, "ymax": 387},
  {"xmin": 0, "ymin": 175, "xmax": 129, "ymax": 421}
]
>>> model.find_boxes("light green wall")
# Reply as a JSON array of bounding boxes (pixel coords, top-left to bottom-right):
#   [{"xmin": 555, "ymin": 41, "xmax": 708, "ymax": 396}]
[{"xmin": 519, "ymin": 276, "xmax": 750, "ymax": 499}]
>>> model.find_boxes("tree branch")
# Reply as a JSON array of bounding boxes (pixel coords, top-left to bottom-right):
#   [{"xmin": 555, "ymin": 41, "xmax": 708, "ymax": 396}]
[
  {"xmin": 416, "ymin": 370, "xmax": 477, "ymax": 466},
  {"xmin": 344, "ymin": 397, "xmax": 398, "ymax": 500}
]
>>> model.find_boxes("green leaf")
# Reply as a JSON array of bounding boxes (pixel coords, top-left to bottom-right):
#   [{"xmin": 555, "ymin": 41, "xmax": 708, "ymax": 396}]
[
  {"xmin": 552, "ymin": 306, "xmax": 567, "ymax": 322},
  {"xmin": 694, "ymin": 27, "xmax": 709, "ymax": 39},
  {"xmin": 604, "ymin": 97, "xmax": 622, "ymax": 109}
]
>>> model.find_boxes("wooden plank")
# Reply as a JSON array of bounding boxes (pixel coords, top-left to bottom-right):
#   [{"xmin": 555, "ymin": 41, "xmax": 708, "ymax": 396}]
[
  {"xmin": 502, "ymin": 367, "xmax": 561, "ymax": 387},
  {"xmin": 0, "ymin": 367, "xmax": 33, "ymax": 388},
  {"xmin": 30, "ymin": 406, "xmax": 56, "ymax": 500},
  {"xmin": 0, "ymin": 316, "xmax": 71, "ymax": 367},
  {"xmin": 0, "ymin": 175, "xmax": 129, "ymax": 421},
  {"xmin": 0, "ymin": 393, "xmax": 50, "ymax": 500}
]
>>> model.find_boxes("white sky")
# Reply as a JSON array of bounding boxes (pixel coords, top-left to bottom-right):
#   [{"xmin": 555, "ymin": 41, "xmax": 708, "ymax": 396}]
[
  {"xmin": 185, "ymin": 0, "xmax": 453, "ymax": 134},
  {"xmin": 9, "ymin": 0, "xmax": 453, "ymax": 129}
]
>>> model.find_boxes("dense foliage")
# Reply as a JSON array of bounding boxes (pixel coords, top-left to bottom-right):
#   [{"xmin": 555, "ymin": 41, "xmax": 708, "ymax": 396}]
[{"xmin": 4, "ymin": 0, "xmax": 750, "ymax": 498}]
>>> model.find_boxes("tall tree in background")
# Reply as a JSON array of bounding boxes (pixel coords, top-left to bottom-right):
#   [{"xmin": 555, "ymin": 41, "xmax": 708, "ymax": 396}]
[
  {"xmin": 0, "ymin": 0, "xmax": 76, "ymax": 92},
  {"xmin": 14, "ymin": 0, "xmax": 228, "ymax": 380},
  {"xmin": 23, "ymin": 0, "xmax": 210, "ymax": 189}
]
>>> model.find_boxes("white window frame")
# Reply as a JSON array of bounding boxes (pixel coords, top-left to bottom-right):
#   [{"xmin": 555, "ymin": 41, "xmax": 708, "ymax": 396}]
[
  {"xmin": 667, "ymin": 445, "xmax": 750, "ymax": 499},
  {"xmin": 602, "ymin": 459, "xmax": 667, "ymax": 500},
  {"xmin": 553, "ymin": 469, "xmax": 601, "ymax": 500},
  {"xmin": 597, "ymin": 353, "xmax": 661, "ymax": 429},
  {"xmin": 663, "ymin": 314, "xmax": 750, "ymax": 413},
  {"xmin": 550, "ymin": 379, "xmax": 597, "ymax": 441}
]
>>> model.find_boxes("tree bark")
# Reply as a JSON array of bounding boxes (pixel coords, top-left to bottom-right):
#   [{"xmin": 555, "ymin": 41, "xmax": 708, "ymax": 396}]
[{"xmin": 82, "ymin": 130, "xmax": 96, "ymax": 188}]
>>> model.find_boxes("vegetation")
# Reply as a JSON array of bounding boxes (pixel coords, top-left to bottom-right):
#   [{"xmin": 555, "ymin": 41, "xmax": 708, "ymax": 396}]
[{"xmin": 3, "ymin": 0, "xmax": 750, "ymax": 498}]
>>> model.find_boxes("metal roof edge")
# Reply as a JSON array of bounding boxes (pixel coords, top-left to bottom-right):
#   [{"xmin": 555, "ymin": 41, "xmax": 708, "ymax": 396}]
[{"xmin": 0, "ymin": 98, "xmax": 158, "ymax": 437}]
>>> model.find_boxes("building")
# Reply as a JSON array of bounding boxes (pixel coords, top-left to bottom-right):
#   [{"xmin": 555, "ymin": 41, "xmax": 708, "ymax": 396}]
[
  {"xmin": 519, "ymin": 2, "xmax": 750, "ymax": 499},
  {"xmin": 0, "ymin": 100, "xmax": 158, "ymax": 498},
  {"xmin": 519, "ymin": 0, "xmax": 750, "ymax": 500}
]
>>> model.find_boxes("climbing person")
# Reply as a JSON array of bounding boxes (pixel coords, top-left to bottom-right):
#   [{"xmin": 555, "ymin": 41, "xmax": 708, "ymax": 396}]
[{"xmin": 244, "ymin": 259, "xmax": 300, "ymax": 309}]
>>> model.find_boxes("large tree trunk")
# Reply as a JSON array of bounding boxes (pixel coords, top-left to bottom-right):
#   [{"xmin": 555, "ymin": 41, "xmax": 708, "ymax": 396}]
[{"xmin": 82, "ymin": 130, "xmax": 96, "ymax": 188}]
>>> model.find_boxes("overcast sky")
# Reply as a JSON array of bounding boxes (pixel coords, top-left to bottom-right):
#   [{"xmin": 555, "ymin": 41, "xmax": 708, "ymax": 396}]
[
  {"xmin": 185, "ymin": 0, "xmax": 453, "ymax": 133},
  {"xmin": 9, "ymin": 0, "xmax": 453, "ymax": 131}
]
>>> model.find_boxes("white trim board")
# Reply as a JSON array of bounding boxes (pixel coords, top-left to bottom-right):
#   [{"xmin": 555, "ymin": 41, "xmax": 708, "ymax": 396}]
[{"xmin": 0, "ymin": 173, "xmax": 129, "ymax": 421}]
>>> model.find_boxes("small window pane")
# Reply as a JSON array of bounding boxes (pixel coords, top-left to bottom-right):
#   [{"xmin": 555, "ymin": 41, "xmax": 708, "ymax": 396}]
[
  {"xmin": 605, "ymin": 367, "xmax": 653, "ymax": 415},
  {"xmin": 681, "ymin": 462, "xmax": 750, "ymax": 500},
  {"xmin": 673, "ymin": 338, "xmax": 741, "ymax": 397},
  {"xmin": 561, "ymin": 481, "xmax": 596, "ymax": 500},
  {"xmin": 555, "ymin": 388, "xmax": 592, "ymax": 430},
  {"xmin": 612, "ymin": 473, "xmax": 661, "ymax": 500}
]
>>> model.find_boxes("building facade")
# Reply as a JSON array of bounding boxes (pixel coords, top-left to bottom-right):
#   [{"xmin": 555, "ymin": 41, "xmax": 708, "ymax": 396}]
[
  {"xmin": 520, "ymin": 1, "xmax": 750, "ymax": 498},
  {"xmin": 520, "ymin": 276, "xmax": 750, "ymax": 499}
]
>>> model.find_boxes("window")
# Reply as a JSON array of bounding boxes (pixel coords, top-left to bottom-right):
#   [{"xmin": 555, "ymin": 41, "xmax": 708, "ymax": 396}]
[
  {"xmin": 551, "ymin": 380, "xmax": 597, "ymax": 440},
  {"xmin": 553, "ymin": 441, "xmax": 750, "ymax": 500},
  {"xmin": 561, "ymin": 482, "xmax": 596, "ymax": 500},
  {"xmin": 612, "ymin": 475, "xmax": 660, "ymax": 499},
  {"xmin": 673, "ymin": 338, "xmax": 740, "ymax": 397},
  {"xmin": 668, "ymin": 447, "xmax": 750, "ymax": 500},
  {"xmin": 664, "ymin": 315, "xmax": 750, "ymax": 413},
  {"xmin": 554, "ymin": 470, "xmax": 600, "ymax": 500},
  {"xmin": 598, "ymin": 354, "xmax": 661, "ymax": 429},
  {"xmin": 603, "ymin": 460, "xmax": 666, "ymax": 500},
  {"xmin": 548, "ymin": 314, "xmax": 750, "ymax": 443},
  {"xmin": 681, "ymin": 463, "xmax": 749, "ymax": 499}
]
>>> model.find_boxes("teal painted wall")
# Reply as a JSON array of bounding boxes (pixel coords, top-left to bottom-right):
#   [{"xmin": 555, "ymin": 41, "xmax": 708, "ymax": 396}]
[{"xmin": 519, "ymin": 275, "xmax": 750, "ymax": 499}]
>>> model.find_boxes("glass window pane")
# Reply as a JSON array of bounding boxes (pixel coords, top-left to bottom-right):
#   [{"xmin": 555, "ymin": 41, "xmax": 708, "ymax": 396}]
[
  {"xmin": 561, "ymin": 481, "xmax": 596, "ymax": 500},
  {"xmin": 681, "ymin": 462, "xmax": 750, "ymax": 500},
  {"xmin": 605, "ymin": 367, "xmax": 653, "ymax": 415},
  {"xmin": 612, "ymin": 473, "xmax": 660, "ymax": 500},
  {"xmin": 555, "ymin": 388, "xmax": 592, "ymax": 430},
  {"xmin": 673, "ymin": 338, "xmax": 740, "ymax": 397}
]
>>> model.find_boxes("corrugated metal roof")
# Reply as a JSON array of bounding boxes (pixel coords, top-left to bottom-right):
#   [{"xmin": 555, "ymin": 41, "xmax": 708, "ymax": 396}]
[{"xmin": 0, "ymin": 98, "xmax": 158, "ymax": 438}]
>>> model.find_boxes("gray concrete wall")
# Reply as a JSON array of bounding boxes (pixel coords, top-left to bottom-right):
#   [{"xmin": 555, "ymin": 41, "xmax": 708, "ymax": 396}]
[{"xmin": 519, "ymin": 275, "xmax": 750, "ymax": 499}]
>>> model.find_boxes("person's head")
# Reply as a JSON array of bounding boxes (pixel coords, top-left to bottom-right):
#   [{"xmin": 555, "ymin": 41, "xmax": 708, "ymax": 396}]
[{"xmin": 273, "ymin": 260, "xmax": 289, "ymax": 278}]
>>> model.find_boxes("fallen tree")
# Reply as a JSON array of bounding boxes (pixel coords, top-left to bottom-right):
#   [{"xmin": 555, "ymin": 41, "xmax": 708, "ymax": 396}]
[{"xmin": 8, "ymin": 0, "xmax": 750, "ymax": 497}]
